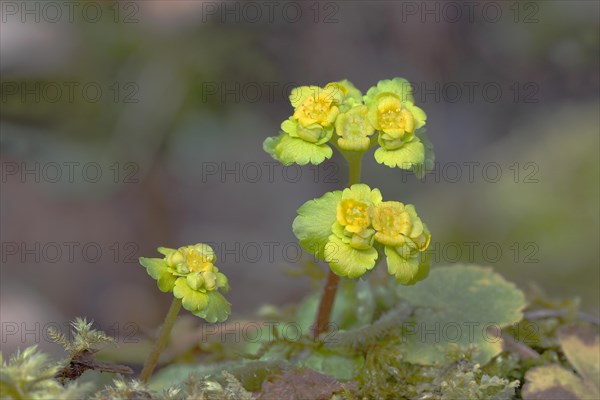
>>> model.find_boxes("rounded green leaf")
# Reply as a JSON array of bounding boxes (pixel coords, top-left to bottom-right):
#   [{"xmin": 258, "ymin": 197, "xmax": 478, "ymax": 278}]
[
  {"xmin": 397, "ymin": 265, "xmax": 526, "ymax": 365},
  {"xmin": 325, "ymin": 235, "xmax": 378, "ymax": 279},
  {"xmin": 293, "ymin": 190, "xmax": 342, "ymax": 259},
  {"xmin": 384, "ymin": 246, "xmax": 420, "ymax": 284},
  {"xmin": 194, "ymin": 291, "xmax": 231, "ymax": 323},
  {"xmin": 173, "ymin": 277, "xmax": 209, "ymax": 313},
  {"xmin": 139, "ymin": 257, "xmax": 166, "ymax": 279},
  {"xmin": 139, "ymin": 257, "xmax": 176, "ymax": 292},
  {"xmin": 374, "ymin": 139, "xmax": 425, "ymax": 169},
  {"xmin": 271, "ymin": 135, "xmax": 333, "ymax": 166}
]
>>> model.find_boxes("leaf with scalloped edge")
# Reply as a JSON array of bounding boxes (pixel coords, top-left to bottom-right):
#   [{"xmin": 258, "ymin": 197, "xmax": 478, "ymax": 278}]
[
  {"xmin": 263, "ymin": 133, "xmax": 332, "ymax": 166},
  {"xmin": 374, "ymin": 139, "xmax": 424, "ymax": 169},
  {"xmin": 139, "ymin": 257, "xmax": 176, "ymax": 292},
  {"xmin": 397, "ymin": 265, "xmax": 526, "ymax": 365},
  {"xmin": 193, "ymin": 291, "xmax": 231, "ymax": 323},
  {"xmin": 292, "ymin": 190, "xmax": 341, "ymax": 260}
]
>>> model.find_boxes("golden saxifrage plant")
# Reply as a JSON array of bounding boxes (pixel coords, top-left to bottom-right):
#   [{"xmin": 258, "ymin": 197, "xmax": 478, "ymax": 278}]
[
  {"xmin": 134, "ymin": 77, "xmax": 434, "ymax": 382},
  {"xmin": 137, "ymin": 244, "xmax": 231, "ymax": 382},
  {"xmin": 264, "ymin": 77, "xmax": 434, "ymax": 336},
  {"xmin": 3, "ymin": 78, "xmax": 597, "ymax": 399}
]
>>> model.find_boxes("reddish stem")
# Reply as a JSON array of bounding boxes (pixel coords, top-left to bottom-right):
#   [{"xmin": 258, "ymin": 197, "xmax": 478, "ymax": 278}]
[
  {"xmin": 312, "ymin": 271, "xmax": 340, "ymax": 338},
  {"xmin": 312, "ymin": 150, "xmax": 361, "ymax": 339}
]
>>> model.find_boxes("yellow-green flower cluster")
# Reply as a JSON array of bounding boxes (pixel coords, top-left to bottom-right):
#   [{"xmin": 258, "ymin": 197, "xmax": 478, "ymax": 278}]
[
  {"xmin": 264, "ymin": 78, "xmax": 433, "ymax": 174},
  {"xmin": 139, "ymin": 244, "xmax": 230, "ymax": 323},
  {"xmin": 293, "ymin": 184, "xmax": 430, "ymax": 284}
]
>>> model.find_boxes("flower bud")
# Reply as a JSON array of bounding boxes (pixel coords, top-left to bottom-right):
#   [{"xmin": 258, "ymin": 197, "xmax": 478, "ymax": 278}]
[{"xmin": 186, "ymin": 272, "xmax": 205, "ymax": 291}]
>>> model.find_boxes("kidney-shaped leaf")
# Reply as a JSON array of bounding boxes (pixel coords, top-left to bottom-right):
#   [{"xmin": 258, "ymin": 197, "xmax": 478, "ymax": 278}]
[{"xmin": 397, "ymin": 265, "xmax": 526, "ymax": 365}]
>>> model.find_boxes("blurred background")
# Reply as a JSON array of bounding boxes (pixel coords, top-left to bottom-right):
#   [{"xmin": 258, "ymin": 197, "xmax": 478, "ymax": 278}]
[{"xmin": 1, "ymin": 0, "xmax": 598, "ymax": 356}]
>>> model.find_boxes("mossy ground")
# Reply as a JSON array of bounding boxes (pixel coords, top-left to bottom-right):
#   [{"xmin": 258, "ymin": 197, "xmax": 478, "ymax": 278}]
[{"xmin": 2, "ymin": 266, "xmax": 598, "ymax": 400}]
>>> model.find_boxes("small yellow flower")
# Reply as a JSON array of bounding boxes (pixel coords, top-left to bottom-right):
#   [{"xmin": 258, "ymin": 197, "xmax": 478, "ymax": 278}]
[
  {"xmin": 139, "ymin": 243, "xmax": 231, "ymax": 322},
  {"xmin": 182, "ymin": 247, "xmax": 214, "ymax": 273},
  {"xmin": 371, "ymin": 201, "xmax": 413, "ymax": 247},
  {"xmin": 372, "ymin": 96, "xmax": 415, "ymax": 139},
  {"xmin": 371, "ymin": 202, "xmax": 430, "ymax": 252},
  {"xmin": 293, "ymin": 87, "xmax": 340, "ymax": 128},
  {"xmin": 293, "ymin": 183, "xmax": 430, "ymax": 283},
  {"xmin": 336, "ymin": 199, "xmax": 371, "ymax": 234},
  {"xmin": 166, "ymin": 244, "xmax": 216, "ymax": 274},
  {"xmin": 335, "ymin": 105, "xmax": 375, "ymax": 151}
]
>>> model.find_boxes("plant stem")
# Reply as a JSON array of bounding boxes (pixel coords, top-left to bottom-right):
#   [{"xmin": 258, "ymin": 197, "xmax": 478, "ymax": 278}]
[
  {"xmin": 313, "ymin": 151, "xmax": 362, "ymax": 339},
  {"xmin": 347, "ymin": 151, "xmax": 362, "ymax": 187},
  {"xmin": 139, "ymin": 298, "xmax": 182, "ymax": 383},
  {"xmin": 313, "ymin": 270, "xmax": 341, "ymax": 338}
]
